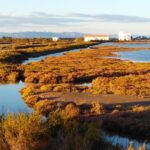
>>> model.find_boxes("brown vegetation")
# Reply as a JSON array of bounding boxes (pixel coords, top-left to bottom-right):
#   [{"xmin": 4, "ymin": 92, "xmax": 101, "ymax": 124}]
[
  {"xmin": 1, "ymin": 39, "xmax": 150, "ymax": 146},
  {"xmin": 0, "ymin": 38, "xmax": 96, "ymax": 83},
  {"xmin": 0, "ymin": 112, "xmax": 118, "ymax": 150},
  {"xmin": 91, "ymin": 73, "xmax": 150, "ymax": 97},
  {"xmin": 23, "ymin": 46, "xmax": 150, "ymax": 97},
  {"xmin": 102, "ymin": 105, "xmax": 150, "ymax": 140}
]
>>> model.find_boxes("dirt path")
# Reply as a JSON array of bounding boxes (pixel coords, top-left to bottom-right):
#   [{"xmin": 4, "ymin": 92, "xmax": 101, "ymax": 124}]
[{"xmin": 39, "ymin": 92, "xmax": 150, "ymax": 106}]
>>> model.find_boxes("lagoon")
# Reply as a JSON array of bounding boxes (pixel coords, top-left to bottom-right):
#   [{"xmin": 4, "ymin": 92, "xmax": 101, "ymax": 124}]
[
  {"xmin": 0, "ymin": 81, "xmax": 30, "ymax": 113},
  {"xmin": 115, "ymin": 50, "xmax": 150, "ymax": 62}
]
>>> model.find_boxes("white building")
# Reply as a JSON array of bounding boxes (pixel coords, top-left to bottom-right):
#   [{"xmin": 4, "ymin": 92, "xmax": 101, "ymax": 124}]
[
  {"xmin": 52, "ymin": 37, "xmax": 59, "ymax": 41},
  {"xmin": 118, "ymin": 32, "xmax": 132, "ymax": 41},
  {"xmin": 84, "ymin": 34, "xmax": 109, "ymax": 42}
]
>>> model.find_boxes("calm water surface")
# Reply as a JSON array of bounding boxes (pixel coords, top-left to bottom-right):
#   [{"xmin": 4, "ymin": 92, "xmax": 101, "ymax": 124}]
[
  {"xmin": 100, "ymin": 42, "xmax": 150, "ymax": 48},
  {"xmin": 101, "ymin": 42, "xmax": 150, "ymax": 62},
  {"xmin": 23, "ymin": 48, "xmax": 81, "ymax": 64},
  {"xmin": 114, "ymin": 50, "xmax": 150, "ymax": 62},
  {"xmin": 0, "ymin": 81, "xmax": 31, "ymax": 113}
]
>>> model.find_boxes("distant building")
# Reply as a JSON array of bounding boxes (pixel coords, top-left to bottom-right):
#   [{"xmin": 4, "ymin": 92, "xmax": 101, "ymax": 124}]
[
  {"xmin": 52, "ymin": 37, "xmax": 59, "ymax": 41},
  {"xmin": 84, "ymin": 34, "xmax": 109, "ymax": 42},
  {"xmin": 118, "ymin": 32, "xmax": 132, "ymax": 41}
]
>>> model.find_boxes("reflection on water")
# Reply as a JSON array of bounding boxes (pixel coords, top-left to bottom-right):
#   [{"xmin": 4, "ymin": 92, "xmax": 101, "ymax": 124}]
[
  {"xmin": 100, "ymin": 42, "xmax": 150, "ymax": 48},
  {"xmin": 101, "ymin": 42, "xmax": 150, "ymax": 62},
  {"xmin": 23, "ymin": 48, "xmax": 81, "ymax": 64},
  {"xmin": 0, "ymin": 81, "xmax": 31, "ymax": 114},
  {"xmin": 114, "ymin": 50, "xmax": 150, "ymax": 62},
  {"xmin": 76, "ymin": 83, "xmax": 92, "ymax": 87},
  {"xmin": 105, "ymin": 134, "xmax": 150, "ymax": 149}
]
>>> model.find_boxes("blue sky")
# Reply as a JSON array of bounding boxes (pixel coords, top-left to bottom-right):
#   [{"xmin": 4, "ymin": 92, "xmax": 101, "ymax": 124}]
[{"xmin": 0, "ymin": 0, "xmax": 150, "ymax": 34}]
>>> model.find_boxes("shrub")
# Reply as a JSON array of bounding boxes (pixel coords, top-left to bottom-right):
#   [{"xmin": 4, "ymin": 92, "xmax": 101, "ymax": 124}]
[
  {"xmin": 131, "ymin": 105, "xmax": 150, "ymax": 112},
  {"xmin": 90, "ymin": 103, "xmax": 105, "ymax": 115},
  {"xmin": 60, "ymin": 103, "xmax": 80, "ymax": 118},
  {"xmin": 127, "ymin": 142, "xmax": 146, "ymax": 150},
  {"xmin": 0, "ymin": 112, "xmax": 116, "ymax": 150},
  {"xmin": 2, "ymin": 112, "xmax": 48, "ymax": 150},
  {"xmin": 47, "ymin": 112, "xmax": 104, "ymax": 150},
  {"xmin": 0, "ymin": 130, "xmax": 10, "ymax": 150},
  {"xmin": 34, "ymin": 100, "xmax": 57, "ymax": 114},
  {"xmin": 7, "ymin": 72, "xmax": 19, "ymax": 82},
  {"xmin": 21, "ymin": 87, "xmax": 34, "ymax": 98}
]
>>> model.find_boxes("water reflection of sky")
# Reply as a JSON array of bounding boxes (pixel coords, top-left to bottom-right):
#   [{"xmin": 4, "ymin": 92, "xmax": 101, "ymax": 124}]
[
  {"xmin": 100, "ymin": 42, "xmax": 150, "ymax": 48},
  {"xmin": 23, "ymin": 48, "xmax": 81, "ymax": 64},
  {"xmin": 100, "ymin": 42, "xmax": 150, "ymax": 62},
  {"xmin": 115, "ymin": 50, "xmax": 150, "ymax": 62},
  {"xmin": 105, "ymin": 134, "xmax": 150, "ymax": 149},
  {"xmin": 0, "ymin": 81, "xmax": 31, "ymax": 114}
]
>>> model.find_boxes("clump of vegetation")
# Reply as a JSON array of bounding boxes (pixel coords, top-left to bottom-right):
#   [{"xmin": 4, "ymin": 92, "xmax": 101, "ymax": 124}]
[
  {"xmin": 21, "ymin": 86, "xmax": 35, "ymax": 98},
  {"xmin": 2, "ymin": 112, "xmax": 46, "ymax": 150},
  {"xmin": 0, "ymin": 112, "xmax": 118, "ymax": 150},
  {"xmin": 90, "ymin": 102, "xmax": 105, "ymax": 115},
  {"xmin": 127, "ymin": 143, "xmax": 146, "ymax": 150},
  {"xmin": 59, "ymin": 102, "xmax": 80, "ymax": 118},
  {"xmin": 131, "ymin": 105, "xmax": 150, "ymax": 112},
  {"xmin": 0, "ymin": 63, "xmax": 21, "ymax": 83},
  {"xmin": 34, "ymin": 100, "xmax": 66, "ymax": 115},
  {"xmin": 40, "ymin": 83, "xmax": 87, "ymax": 93},
  {"xmin": 91, "ymin": 73, "xmax": 150, "ymax": 97},
  {"xmin": 102, "ymin": 108, "xmax": 150, "ymax": 139}
]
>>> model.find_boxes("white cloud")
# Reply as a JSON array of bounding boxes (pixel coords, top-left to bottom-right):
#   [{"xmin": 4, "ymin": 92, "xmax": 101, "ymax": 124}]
[{"xmin": 0, "ymin": 12, "xmax": 150, "ymax": 33}]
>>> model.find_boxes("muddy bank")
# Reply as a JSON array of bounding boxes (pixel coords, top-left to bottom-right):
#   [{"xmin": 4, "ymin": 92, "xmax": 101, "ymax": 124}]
[{"xmin": 23, "ymin": 91, "xmax": 150, "ymax": 105}]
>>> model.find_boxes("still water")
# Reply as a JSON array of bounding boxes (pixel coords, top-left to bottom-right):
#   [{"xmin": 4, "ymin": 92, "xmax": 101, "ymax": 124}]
[
  {"xmin": 114, "ymin": 50, "xmax": 150, "ymax": 62},
  {"xmin": 100, "ymin": 42, "xmax": 150, "ymax": 48},
  {"xmin": 23, "ymin": 48, "xmax": 81, "ymax": 64},
  {"xmin": 0, "ymin": 81, "xmax": 31, "ymax": 113},
  {"xmin": 101, "ymin": 42, "xmax": 150, "ymax": 62}
]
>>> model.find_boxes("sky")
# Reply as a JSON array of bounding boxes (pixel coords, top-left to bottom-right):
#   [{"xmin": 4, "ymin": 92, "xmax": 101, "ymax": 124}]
[{"xmin": 0, "ymin": 0, "xmax": 150, "ymax": 35}]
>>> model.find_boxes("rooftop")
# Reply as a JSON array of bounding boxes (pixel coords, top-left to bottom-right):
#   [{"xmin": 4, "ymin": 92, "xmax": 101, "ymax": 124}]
[{"xmin": 84, "ymin": 34, "xmax": 109, "ymax": 37}]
